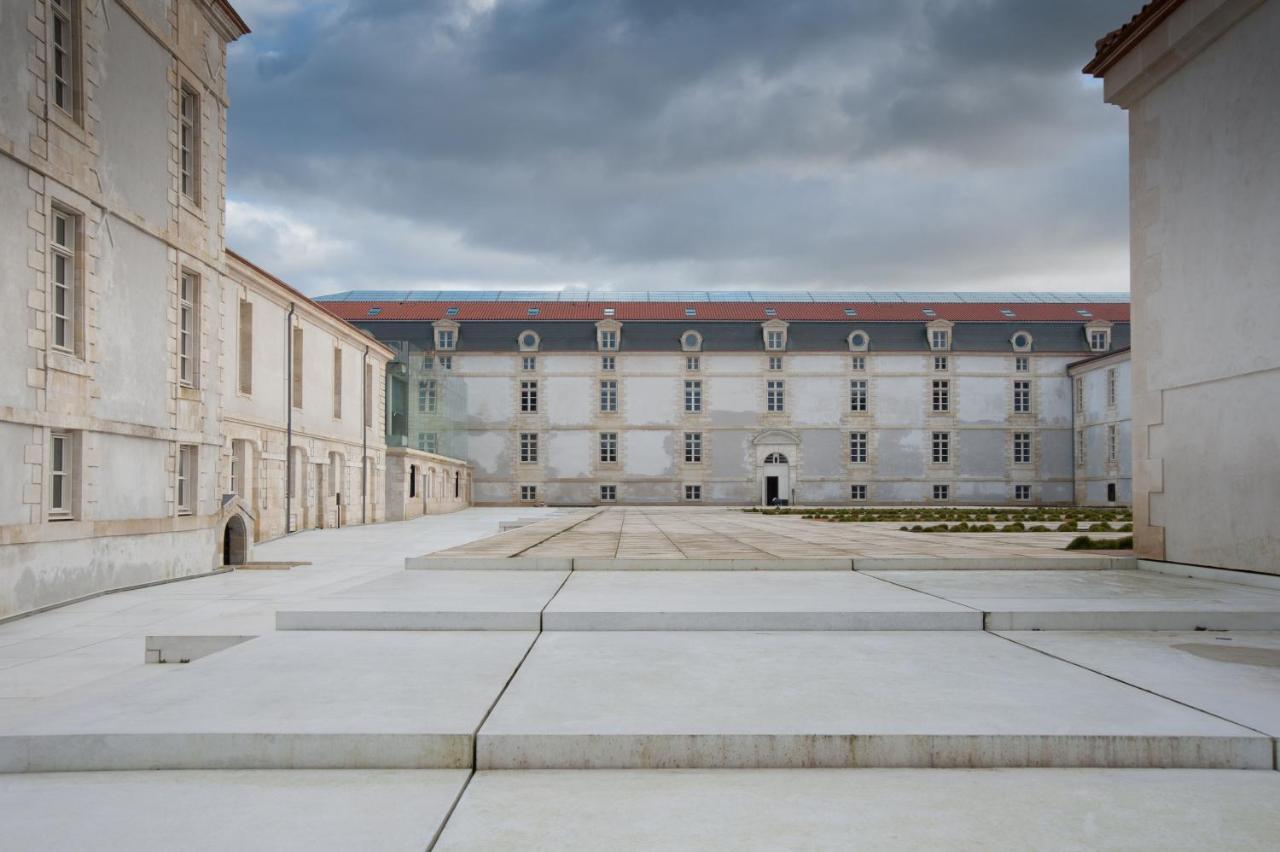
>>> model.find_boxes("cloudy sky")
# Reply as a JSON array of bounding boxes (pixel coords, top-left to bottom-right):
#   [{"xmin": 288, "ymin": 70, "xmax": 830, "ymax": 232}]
[{"xmin": 224, "ymin": 0, "xmax": 1131, "ymax": 297}]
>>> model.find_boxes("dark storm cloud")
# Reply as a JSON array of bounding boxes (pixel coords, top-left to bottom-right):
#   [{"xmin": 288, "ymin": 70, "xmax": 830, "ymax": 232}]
[{"xmin": 224, "ymin": 0, "xmax": 1130, "ymax": 294}]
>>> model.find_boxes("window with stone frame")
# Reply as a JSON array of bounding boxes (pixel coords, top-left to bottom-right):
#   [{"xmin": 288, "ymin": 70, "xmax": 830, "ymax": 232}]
[
  {"xmin": 931, "ymin": 380, "xmax": 950, "ymax": 413},
  {"xmin": 599, "ymin": 380, "xmax": 618, "ymax": 413},
  {"xmin": 849, "ymin": 380, "xmax": 868, "ymax": 412},
  {"xmin": 1013, "ymin": 432, "xmax": 1032, "ymax": 465},
  {"xmin": 179, "ymin": 272, "xmax": 199, "ymax": 387},
  {"xmin": 684, "ymin": 484, "xmax": 702, "ymax": 501},
  {"xmin": 932, "ymin": 483, "xmax": 950, "ymax": 500},
  {"xmin": 520, "ymin": 485, "xmax": 537, "ymax": 502},
  {"xmin": 49, "ymin": 431, "xmax": 75, "ymax": 519},
  {"xmin": 600, "ymin": 484, "xmax": 617, "ymax": 502},
  {"xmin": 684, "ymin": 380, "xmax": 703, "ymax": 413},
  {"xmin": 601, "ymin": 355, "xmax": 615, "ymax": 371},
  {"xmin": 931, "ymin": 432, "xmax": 950, "ymax": 464},
  {"xmin": 238, "ymin": 299, "xmax": 253, "ymax": 394},
  {"xmin": 177, "ymin": 444, "xmax": 197, "ymax": 515},
  {"xmin": 520, "ymin": 380, "xmax": 538, "ymax": 413},
  {"xmin": 684, "ymin": 432, "xmax": 703, "ymax": 464},
  {"xmin": 332, "ymin": 346, "xmax": 342, "ymax": 419},
  {"xmin": 766, "ymin": 379, "xmax": 785, "ymax": 412},
  {"xmin": 1107, "ymin": 368, "xmax": 1117, "ymax": 408},
  {"xmin": 850, "ymin": 484, "xmax": 867, "ymax": 501},
  {"xmin": 1013, "ymin": 380, "xmax": 1032, "ymax": 413},
  {"xmin": 180, "ymin": 83, "xmax": 201, "ymax": 203},
  {"xmin": 519, "ymin": 433, "xmax": 539, "ymax": 463},
  {"xmin": 849, "ymin": 432, "xmax": 868, "ymax": 464},
  {"xmin": 599, "ymin": 432, "xmax": 618, "ymax": 464},
  {"xmin": 50, "ymin": 206, "xmax": 80, "ymax": 355},
  {"xmin": 49, "ymin": 0, "xmax": 82, "ymax": 121},
  {"xmin": 1015, "ymin": 484, "xmax": 1031, "ymax": 501}
]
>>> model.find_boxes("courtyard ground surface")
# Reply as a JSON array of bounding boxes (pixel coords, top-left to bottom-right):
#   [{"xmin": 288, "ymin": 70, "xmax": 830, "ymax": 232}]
[{"xmin": 2, "ymin": 506, "xmax": 1279, "ymax": 849}]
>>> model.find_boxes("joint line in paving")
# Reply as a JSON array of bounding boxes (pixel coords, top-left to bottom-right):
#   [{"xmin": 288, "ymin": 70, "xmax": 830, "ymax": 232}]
[
  {"xmin": 510, "ymin": 509, "xmax": 605, "ymax": 558},
  {"xmin": 988, "ymin": 631, "xmax": 1276, "ymax": 742},
  {"xmin": 859, "ymin": 571, "xmax": 985, "ymax": 613},
  {"xmin": 426, "ymin": 768, "xmax": 475, "ymax": 852},
  {"xmin": 539, "ymin": 568, "xmax": 576, "ymax": 631}
]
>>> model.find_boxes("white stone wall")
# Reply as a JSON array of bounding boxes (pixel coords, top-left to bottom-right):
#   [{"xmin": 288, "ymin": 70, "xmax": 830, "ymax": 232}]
[
  {"xmin": 1070, "ymin": 353, "xmax": 1132, "ymax": 506},
  {"xmin": 1101, "ymin": 0, "xmax": 1279, "ymax": 572}
]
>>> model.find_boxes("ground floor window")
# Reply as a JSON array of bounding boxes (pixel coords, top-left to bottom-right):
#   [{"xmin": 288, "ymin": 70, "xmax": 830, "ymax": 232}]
[
  {"xmin": 49, "ymin": 431, "xmax": 75, "ymax": 518},
  {"xmin": 850, "ymin": 484, "xmax": 867, "ymax": 501},
  {"xmin": 1014, "ymin": 484, "xmax": 1031, "ymax": 501},
  {"xmin": 932, "ymin": 484, "xmax": 949, "ymax": 501},
  {"xmin": 177, "ymin": 444, "xmax": 197, "ymax": 515},
  {"xmin": 520, "ymin": 484, "xmax": 537, "ymax": 502},
  {"xmin": 684, "ymin": 484, "xmax": 702, "ymax": 501},
  {"xmin": 600, "ymin": 484, "xmax": 616, "ymax": 502}
]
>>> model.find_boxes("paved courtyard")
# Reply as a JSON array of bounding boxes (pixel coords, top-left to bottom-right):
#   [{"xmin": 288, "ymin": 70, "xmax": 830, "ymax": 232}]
[{"xmin": 2, "ymin": 506, "xmax": 1280, "ymax": 849}]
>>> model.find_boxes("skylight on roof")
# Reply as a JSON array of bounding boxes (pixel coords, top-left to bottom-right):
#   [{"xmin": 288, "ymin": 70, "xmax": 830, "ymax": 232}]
[
  {"xmin": 603, "ymin": 307, "xmax": 616, "ymax": 316},
  {"xmin": 684, "ymin": 307, "xmax": 697, "ymax": 317},
  {"xmin": 367, "ymin": 307, "xmax": 381, "ymax": 316},
  {"xmin": 1077, "ymin": 308, "xmax": 1093, "ymax": 318},
  {"xmin": 446, "ymin": 306, "xmax": 459, "ymax": 316},
  {"xmin": 1000, "ymin": 308, "xmax": 1016, "ymax": 317},
  {"xmin": 527, "ymin": 307, "xmax": 540, "ymax": 316},
  {"xmin": 922, "ymin": 308, "xmax": 937, "ymax": 317},
  {"xmin": 763, "ymin": 307, "xmax": 777, "ymax": 316},
  {"xmin": 843, "ymin": 307, "xmax": 857, "ymax": 317}
]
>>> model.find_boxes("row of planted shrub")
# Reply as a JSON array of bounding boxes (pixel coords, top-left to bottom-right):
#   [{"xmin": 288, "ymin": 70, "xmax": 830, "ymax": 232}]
[
  {"xmin": 900, "ymin": 520, "xmax": 1133, "ymax": 534},
  {"xmin": 748, "ymin": 506, "xmax": 1132, "ymax": 524}
]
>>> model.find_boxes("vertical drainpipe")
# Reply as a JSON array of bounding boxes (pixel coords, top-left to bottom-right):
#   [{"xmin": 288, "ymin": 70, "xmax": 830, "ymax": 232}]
[
  {"xmin": 285, "ymin": 302, "xmax": 296, "ymax": 534},
  {"xmin": 361, "ymin": 345, "xmax": 369, "ymax": 525}
]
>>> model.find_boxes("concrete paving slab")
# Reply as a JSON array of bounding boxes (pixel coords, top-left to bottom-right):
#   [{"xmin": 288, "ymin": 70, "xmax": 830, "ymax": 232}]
[
  {"xmin": 572, "ymin": 557, "xmax": 853, "ymax": 570},
  {"xmin": 144, "ymin": 634, "xmax": 255, "ymax": 663},
  {"xmin": 998, "ymin": 631, "xmax": 1280, "ymax": 736},
  {"xmin": 868, "ymin": 570, "xmax": 1280, "ymax": 630},
  {"xmin": 406, "ymin": 556, "xmax": 573, "ymax": 571},
  {"xmin": 276, "ymin": 570, "xmax": 568, "ymax": 630},
  {"xmin": 854, "ymin": 556, "xmax": 1133, "ymax": 571},
  {"xmin": 542, "ymin": 571, "xmax": 980, "ymax": 631},
  {"xmin": 476, "ymin": 631, "xmax": 1269, "ymax": 769},
  {"xmin": 0, "ymin": 630, "xmax": 536, "ymax": 771},
  {"xmin": 435, "ymin": 768, "xmax": 1280, "ymax": 851},
  {"xmin": 0, "ymin": 769, "xmax": 468, "ymax": 852}
]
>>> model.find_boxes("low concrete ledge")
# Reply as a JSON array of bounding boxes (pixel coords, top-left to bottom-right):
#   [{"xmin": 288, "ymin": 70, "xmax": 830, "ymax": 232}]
[
  {"xmin": 984, "ymin": 610, "xmax": 1280, "ymax": 632},
  {"xmin": 0, "ymin": 733, "xmax": 474, "ymax": 773},
  {"xmin": 541, "ymin": 610, "xmax": 981, "ymax": 631},
  {"xmin": 572, "ymin": 558, "xmax": 853, "ymax": 571},
  {"xmin": 277, "ymin": 610, "xmax": 542, "ymax": 631},
  {"xmin": 144, "ymin": 635, "xmax": 256, "ymax": 664},
  {"xmin": 854, "ymin": 556, "xmax": 1136, "ymax": 571},
  {"xmin": 475, "ymin": 733, "xmax": 1273, "ymax": 771},
  {"xmin": 406, "ymin": 556, "xmax": 574, "ymax": 571},
  {"xmin": 1137, "ymin": 559, "xmax": 1280, "ymax": 591}
]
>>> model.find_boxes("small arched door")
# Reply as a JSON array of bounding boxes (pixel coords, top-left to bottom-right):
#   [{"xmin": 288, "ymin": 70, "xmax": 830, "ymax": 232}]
[
  {"xmin": 223, "ymin": 515, "xmax": 248, "ymax": 566},
  {"xmin": 762, "ymin": 452, "xmax": 790, "ymax": 506}
]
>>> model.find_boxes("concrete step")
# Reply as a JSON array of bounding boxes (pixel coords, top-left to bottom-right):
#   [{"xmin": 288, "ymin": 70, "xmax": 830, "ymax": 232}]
[
  {"xmin": 541, "ymin": 571, "xmax": 979, "ymax": 631},
  {"xmin": 476, "ymin": 631, "xmax": 1272, "ymax": 770},
  {"xmin": 435, "ymin": 768, "xmax": 1280, "ymax": 851},
  {"xmin": 276, "ymin": 570, "xmax": 568, "ymax": 631},
  {"xmin": 0, "ymin": 631, "xmax": 536, "ymax": 772},
  {"xmin": 869, "ymin": 569, "xmax": 1280, "ymax": 630}
]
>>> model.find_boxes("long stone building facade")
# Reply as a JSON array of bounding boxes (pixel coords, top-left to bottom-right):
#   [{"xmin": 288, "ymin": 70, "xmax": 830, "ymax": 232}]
[
  {"xmin": 0, "ymin": 0, "xmax": 470, "ymax": 620},
  {"xmin": 1086, "ymin": 0, "xmax": 1279, "ymax": 575},
  {"xmin": 322, "ymin": 292, "xmax": 1131, "ymax": 508}
]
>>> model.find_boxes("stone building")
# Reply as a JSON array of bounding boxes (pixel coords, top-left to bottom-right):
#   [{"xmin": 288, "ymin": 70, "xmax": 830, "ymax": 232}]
[
  {"xmin": 1086, "ymin": 0, "xmax": 1279, "ymax": 574},
  {"xmin": 321, "ymin": 292, "xmax": 1131, "ymax": 507},
  {"xmin": 1068, "ymin": 348, "xmax": 1132, "ymax": 506},
  {"xmin": 0, "ymin": 1, "xmax": 470, "ymax": 620}
]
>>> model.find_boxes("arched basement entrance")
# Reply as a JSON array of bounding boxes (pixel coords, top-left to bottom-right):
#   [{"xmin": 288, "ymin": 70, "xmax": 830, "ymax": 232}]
[
  {"xmin": 223, "ymin": 515, "xmax": 248, "ymax": 566},
  {"xmin": 752, "ymin": 430, "xmax": 800, "ymax": 506}
]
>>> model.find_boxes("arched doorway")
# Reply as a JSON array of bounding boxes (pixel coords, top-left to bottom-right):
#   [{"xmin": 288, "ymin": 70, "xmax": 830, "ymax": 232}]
[
  {"xmin": 752, "ymin": 430, "xmax": 800, "ymax": 506},
  {"xmin": 223, "ymin": 515, "xmax": 248, "ymax": 566},
  {"xmin": 762, "ymin": 453, "xmax": 790, "ymax": 506}
]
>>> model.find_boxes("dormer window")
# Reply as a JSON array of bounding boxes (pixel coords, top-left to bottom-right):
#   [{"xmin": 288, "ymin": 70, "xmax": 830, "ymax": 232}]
[
  {"xmin": 762, "ymin": 319, "xmax": 788, "ymax": 351},
  {"xmin": 847, "ymin": 330, "xmax": 870, "ymax": 352},
  {"xmin": 1010, "ymin": 331, "xmax": 1033, "ymax": 352},
  {"xmin": 433, "ymin": 320, "xmax": 459, "ymax": 351},
  {"xmin": 518, "ymin": 330, "xmax": 540, "ymax": 352},
  {"xmin": 596, "ymin": 319, "xmax": 622, "ymax": 351},
  {"xmin": 681, "ymin": 330, "xmax": 702, "ymax": 352},
  {"xmin": 926, "ymin": 319, "xmax": 954, "ymax": 352},
  {"xmin": 1085, "ymin": 320, "xmax": 1113, "ymax": 352}
]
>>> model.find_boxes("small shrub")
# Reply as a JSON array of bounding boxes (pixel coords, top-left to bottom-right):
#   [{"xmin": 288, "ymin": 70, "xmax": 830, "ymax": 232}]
[{"xmin": 1056, "ymin": 521, "xmax": 1078, "ymax": 533}]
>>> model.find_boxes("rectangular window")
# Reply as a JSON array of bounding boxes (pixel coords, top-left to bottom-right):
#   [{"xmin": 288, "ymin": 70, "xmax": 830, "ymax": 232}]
[
  {"xmin": 520, "ymin": 485, "xmax": 537, "ymax": 502},
  {"xmin": 684, "ymin": 484, "xmax": 702, "ymax": 502},
  {"xmin": 768, "ymin": 355, "xmax": 783, "ymax": 371},
  {"xmin": 766, "ymin": 380, "xmax": 785, "ymax": 412},
  {"xmin": 684, "ymin": 432, "xmax": 703, "ymax": 464},
  {"xmin": 331, "ymin": 347, "xmax": 343, "ymax": 419},
  {"xmin": 849, "ymin": 379, "xmax": 868, "ymax": 412},
  {"xmin": 422, "ymin": 379, "xmax": 438, "ymax": 413},
  {"xmin": 931, "ymin": 432, "xmax": 950, "ymax": 464},
  {"xmin": 1090, "ymin": 330, "xmax": 1109, "ymax": 352},
  {"xmin": 229, "ymin": 446, "xmax": 241, "ymax": 497},
  {"xmin": 849, "ymin": 432, "xmax": 868, "ymax": 464},
  {"xmin": 290, "ymin": 326, "xmax": 304, "ymax": 408},
  {"xmin": 50, "ymin": 207, "xmax": 77, "ymax": 353},
  {"xmin": 1108, "ymin": 424, "xmax": 1118, "ymax": 462},
  {"xmin": 1013, "ymin": 380, "xmax": 1032, "ymax": 413},
  {"xmin": 765, "ymin": 330, "xmax": 785, "ymax": 351},
  {"xmin": 364, "ymin": 363, "xmax": 374, "ymax": 424},
  {"xmin": 599, "ymin": 432, "xmax": 617, "ymax": 464},
  {"xmin": 931, "ymin": 380, "xmax": 950, "ymax": 413},
  {"xmin": 932, "ymin": 484, "xmax": 949, "ymax": 500},
  {"xmin": 237, "ymin": 299, "xmax": 253, "ymax": 394},
  {"xmin": 519, "ymin": 433, "xmax": 539, "ymax": 463},
  {"xmin": 850, "ymin": 355, "xmax": 865, "ymax": 371},
  {"xmin": 436, "ymin": 329, "xmax": 456, "ymax": 350},
  {"xmin": 1075, "ymin": 377, "xmax": 1084, "ymax": 411},
  {"xmin": 424, "ymin": 432, "xmax": 439, "ymax": 454},
  {"xmin": 1015, "ymin": 484, "xmax": 1031, "ymax": 501},
  {"xmin": 1013, "ymin": 432, "xmax": 1032, "ymax": 465},
  {"xmin": 599, "ymin": 329, "xmax": 618, "ymax": 351},
  {"xmin": 1107, "ymin": 368, "xmax": 1117, "ymax": 407},
  {"xmin": 522, "ymin": 355, "xmax": 536, "ymax": 371},
  {"xmin": 520, "ymin": 380, "xmax": 538, "ymax": 413},
  {"xmin": 1076, "ymin": 429, "xmax": 1086, "ymax": 468},
  {"xmin": 1015, "ymin": 356, "xmax": 1030, "ymax": 373},
  {"xmin": 423, "ymin": 355, "xmax": 434, "ymax": 371},
  {"xmin": 933, "ymin": 355, "xmax": 948, "ymax": 372},
  {"xmin": 49, "ymin": 431, "xmax": 73, "ymax": 518},
  {"xmin": 179, "ymin": 84, "xmax": 200, "ymax": 202},
  {"xmin": 417, "ymin": 432, "xmax": 427, "ymax": 451},
  {"xmin": 599, "ymin": 380, "xmax": 618, "ymax": 413},
  {"xmin": 50, "ymin": 0, "xmax": 79, "ymax": 117},
  {"xmin": 178, "ymin": 272, "xmax": 198, "ymax": 386},
  {"xmin": 930, "ymin": 330, "xmax": 950, "ymax": 351},
  {"xmin": 850, "ymin": 484, "xmax": 867, "ymax": 501},
  {"xmin": 438, "ymin": 355, "xmax": 453, "ymax": 370},
  {"xmin": 686, "ymin": 355, "xmax": 700, "ymax": 371},
  {"xmin": 177, "ymin": 444, "xmax": 197, "ymax": 515},
  {"xmin": 600, "ymin": 484, "xmax": 616, "ymax": 502},
  {"xmin": 601, "ymin": 355, "xmax": 615, "ymax": 371},
  {"xmin": 684, "ymin": 380, "xmax": 702, "ymax": 413}
]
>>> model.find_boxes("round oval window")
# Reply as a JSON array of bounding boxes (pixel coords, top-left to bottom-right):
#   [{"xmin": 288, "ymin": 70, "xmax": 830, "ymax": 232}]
[
  {"xmin": 684, "ymin": 334, "xmax": 698, "ymax": 348},
  {"xmin": 851, "ymin": 333, "xmax": 866, "ymax": 347},
  {"xmin": 521, "ymin": 334, "xmax": 537, "ymax": 348},
  {"xmin": 1014, "ymin": 334, "xmax": 1028, "ymax": 348}
]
